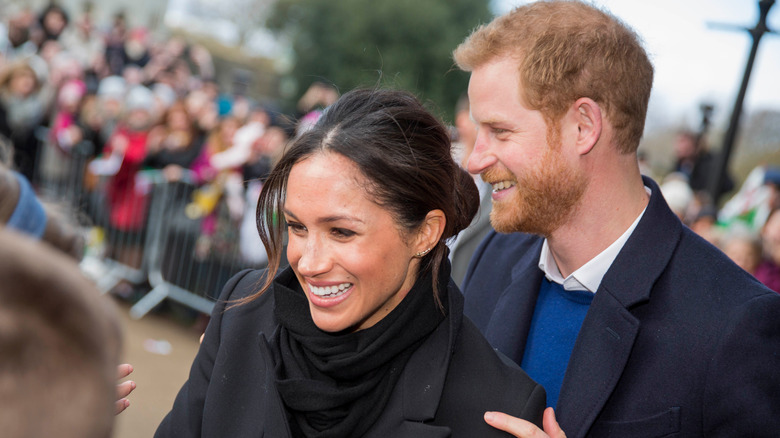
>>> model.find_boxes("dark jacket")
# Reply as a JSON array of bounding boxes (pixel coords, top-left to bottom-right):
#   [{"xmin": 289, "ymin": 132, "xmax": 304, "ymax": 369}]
[
  {"xmin": 462, "ymin": 176, "xmax": 780, "ymax": 437},
  {"xmin": 450, "ymin": 180, "xmax": 493, "ymax": 288},
  {"xmin": 156, "ymin": 268, "xmax": 546, "ymax": 437}
]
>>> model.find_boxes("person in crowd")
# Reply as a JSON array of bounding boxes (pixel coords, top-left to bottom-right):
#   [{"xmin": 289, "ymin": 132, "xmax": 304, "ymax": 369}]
[
  {"xmin": 143, "ymin": 99, "xmax": 203, "ymax": 181},
  {"xmin": 155, "ymin": 88, "xmax": 546, "ymax": 437},
  {"xmin": 32, "ymin": 3, "xmax": 69, "ymax": 47},
  {"xmin": 0, "ymin": 227, "xmax": 122, "ymax": 438},
  {"xmin": 672, "ymin": 129, "xmax": 734, "ymax": 204},
  {"xmin": 0, "ymin": 60, "xmax": 47, "ymax": 180},
  {"xmin": 87, "ymin": 84, "xmax": 155, "ymax": 269},
  {"xmin": 721, "ymin": 226, "xmax": 763, "ymax": 276},
  {"xmin": 240, "ymin": 120, "xmax": 291, "ymax": 267},
  {"xmin": 453, "ymin": 1, "xmax": 780, "ymax": 436},
  {"xmin": 688, "ymin": 204, "xmax": 720, "ymax": 245},
  {"xmin": 755, "ymin": 207, "xmax": 780, "ymax": 293},
  {"xmin": 448, "ymin": 93, "xmax": 493, "ymax": 287},
  {"xmin": 659, "ymin": 172, "xmax": 694, "ymax": 222},
  {"xmin": 0, "ymin": 8, "xmax": 38, "ymax": 62}
]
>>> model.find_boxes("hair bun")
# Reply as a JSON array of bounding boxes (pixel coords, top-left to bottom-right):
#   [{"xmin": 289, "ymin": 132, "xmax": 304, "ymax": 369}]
[{"xmin": 450, "ymin": 167, "xmax": 480, "ymax": 237}]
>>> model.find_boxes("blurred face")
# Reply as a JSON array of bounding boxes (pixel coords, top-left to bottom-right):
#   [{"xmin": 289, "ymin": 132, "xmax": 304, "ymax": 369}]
[
  {"xmin": 467, "ymin": 57, "xmax": 586, "ymax": 236},
  {"xmin": 9, "ymin": 70, "xmax": 36, "ymax": 97},
  {"xmin": 284, "ymin": 152, "xmax": 419, "ymax": 333},
  {"xmin": 762, "ymin": 211, "xmax": 780, "ymax": 263},
  {"xmin": 723, "ymin": 238, "xmax": 761, "ymax": 274}
]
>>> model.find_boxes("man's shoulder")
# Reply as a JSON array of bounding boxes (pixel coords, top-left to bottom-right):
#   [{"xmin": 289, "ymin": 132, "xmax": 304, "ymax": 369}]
[{"xmin": 468, "ymin": 230, "xmax": 542, "ymax": 278}]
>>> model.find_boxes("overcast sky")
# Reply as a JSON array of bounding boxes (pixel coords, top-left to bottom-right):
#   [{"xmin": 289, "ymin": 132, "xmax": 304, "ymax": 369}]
[{"xmin": 491, "ymin": 0, "xmax": 780, "ymax": 130}]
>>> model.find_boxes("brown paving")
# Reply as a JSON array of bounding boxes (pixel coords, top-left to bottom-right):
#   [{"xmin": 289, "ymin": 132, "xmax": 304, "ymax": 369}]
[{"xmin": 111, "ymin": 299, "xmax": 204, "ymax": 438}]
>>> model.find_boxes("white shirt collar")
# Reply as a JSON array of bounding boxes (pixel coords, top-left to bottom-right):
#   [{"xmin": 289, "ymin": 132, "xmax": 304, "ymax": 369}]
[{"xmin": 538, "ymin": 187, "xmax": 651, "ymax": 293}]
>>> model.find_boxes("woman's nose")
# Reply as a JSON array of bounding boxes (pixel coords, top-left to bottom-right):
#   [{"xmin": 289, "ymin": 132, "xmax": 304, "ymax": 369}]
[{"xmin": 294, "ymin": 237, "xmax": 331, "ymax": 276}]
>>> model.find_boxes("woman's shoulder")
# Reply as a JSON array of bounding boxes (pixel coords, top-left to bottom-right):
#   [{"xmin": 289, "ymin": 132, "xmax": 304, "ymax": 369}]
[
  {"xmin": 214, "ymin": 269, "xmax": 277, "ymax": 333},
  {"xmin": 434, "ymin": 316, "xmax": 546, "ymax": 432}
]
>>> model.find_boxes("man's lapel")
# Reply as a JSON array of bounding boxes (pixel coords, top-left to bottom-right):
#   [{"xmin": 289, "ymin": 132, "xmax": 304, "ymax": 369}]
[
  {"xmin": 484, "ymin": 239, "xmax": 544, "ymax": 366},
  {"xmin": 555, "ymin": 176, "xmax": 682, "ymax": 438}
]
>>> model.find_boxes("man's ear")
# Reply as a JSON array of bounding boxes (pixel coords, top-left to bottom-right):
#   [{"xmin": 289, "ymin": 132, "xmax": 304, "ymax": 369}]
[
  {"xmin": 415, "ymin": 209, "xmax": 446, "ymax": 255},
  {"xmin": 572, "ymin": 97, "xmax": 602, "ymax": 156}
]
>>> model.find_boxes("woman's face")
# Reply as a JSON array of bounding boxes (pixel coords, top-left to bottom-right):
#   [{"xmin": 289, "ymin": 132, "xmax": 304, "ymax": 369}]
[{"xmin": 284, "ymin": 151, "xmax": 420, "ymax": 333}]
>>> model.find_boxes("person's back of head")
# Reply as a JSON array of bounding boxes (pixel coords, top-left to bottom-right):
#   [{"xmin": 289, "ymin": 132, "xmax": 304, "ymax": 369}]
[
  {"xmin": 0, "ymin": 228, "xmax": 121, "ymax": 438},
  {"xmin": 454, "ymin": 0, "xmax": 653, "ymax": 154}
]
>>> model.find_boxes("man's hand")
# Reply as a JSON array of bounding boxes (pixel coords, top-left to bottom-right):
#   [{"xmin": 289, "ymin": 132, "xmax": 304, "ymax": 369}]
[
  {"xmin": 115, "ymin": 363, "xmax": 136, "ymax": 415},
  {"xmin": 484, "ymin": 407, "xmax": 566, "ymax": 438}
]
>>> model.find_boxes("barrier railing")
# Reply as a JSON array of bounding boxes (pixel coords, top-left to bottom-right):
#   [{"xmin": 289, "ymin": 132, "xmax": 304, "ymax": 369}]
[
  {"xmin": 129, "ymin": 175, "xmax": 254, "ymax": 319},
  {"xmin": 32, "ymin": 132, "xmax": 267, "ymax": 319}
]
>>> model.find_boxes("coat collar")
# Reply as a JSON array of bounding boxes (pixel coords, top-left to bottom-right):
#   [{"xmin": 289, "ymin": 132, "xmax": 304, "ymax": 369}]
[
  {"xmin": 366, "ymin": 279, "xmax": 462, "ymax": 437},
  {"xmin": 556, "ymin": 176, "xmax": 683, "ymax": 438}
]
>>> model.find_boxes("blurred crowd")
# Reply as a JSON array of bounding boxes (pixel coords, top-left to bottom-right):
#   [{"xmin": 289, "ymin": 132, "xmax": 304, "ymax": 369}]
[
  {"xmin": 652, "ymin": 130, "xmax": 780, "ymax": 295},
  {"xmin": 3, "ymin": 1, "xmax": 780, "ymax": 302},
  {"xmin": 0, "ymin": 2, "xmax": 335, "ymax": 284}
]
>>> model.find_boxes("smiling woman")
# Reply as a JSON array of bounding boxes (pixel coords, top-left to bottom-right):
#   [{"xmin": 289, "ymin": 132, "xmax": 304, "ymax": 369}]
[{"xmin": 155, "ymin": 88, "xmax": 546, "ymax": 438}]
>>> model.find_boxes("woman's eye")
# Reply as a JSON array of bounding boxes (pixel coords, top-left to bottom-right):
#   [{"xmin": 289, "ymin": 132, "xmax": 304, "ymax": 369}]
[
  {"xmin": 286, "ymin": 222, "xmax": 306, "ymax": 233},
  {"xmin": 332, "ymin": 228, "xmax": 355, "ymax": 238}
]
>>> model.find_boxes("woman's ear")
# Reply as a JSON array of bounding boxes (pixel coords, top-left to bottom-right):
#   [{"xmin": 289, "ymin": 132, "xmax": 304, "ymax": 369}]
[{"xmin": 415, "ymin": 209, "xmax": 446, "ymax": 255}]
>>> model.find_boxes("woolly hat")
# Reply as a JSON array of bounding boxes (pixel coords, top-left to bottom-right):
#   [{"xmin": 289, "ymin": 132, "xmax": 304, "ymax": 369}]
[{"xmin": 124, "ymin": 85, "xmax": 154, "ymax": 112}]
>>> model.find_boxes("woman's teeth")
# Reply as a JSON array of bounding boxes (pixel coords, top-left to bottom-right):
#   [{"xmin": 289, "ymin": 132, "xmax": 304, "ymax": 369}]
[{"xmin": 310, "ymin": 283, "xmax": 352, "ymax": 297}]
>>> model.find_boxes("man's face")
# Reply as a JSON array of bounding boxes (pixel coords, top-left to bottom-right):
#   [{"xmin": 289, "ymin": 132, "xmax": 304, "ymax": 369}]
[{"xmin": 467, "ymin": 57, "xmax": 586, "ymax": 236}]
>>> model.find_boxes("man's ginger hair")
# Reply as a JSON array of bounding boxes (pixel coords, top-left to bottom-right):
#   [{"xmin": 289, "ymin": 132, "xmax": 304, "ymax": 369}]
[{"xmin": 453, "ymin": 0, "xmax": 653, "ymax": 154}]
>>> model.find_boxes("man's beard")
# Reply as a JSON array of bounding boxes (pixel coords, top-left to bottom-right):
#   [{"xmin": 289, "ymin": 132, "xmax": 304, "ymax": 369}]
[{"xmin": 486, "ymin": 142, "xmax": 587, "ymax": 237}]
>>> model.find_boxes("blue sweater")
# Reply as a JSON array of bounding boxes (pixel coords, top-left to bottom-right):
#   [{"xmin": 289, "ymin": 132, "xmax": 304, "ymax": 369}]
[{"xmin": 520, "ymin": 277, "xmax": 593, "ymax": 408}]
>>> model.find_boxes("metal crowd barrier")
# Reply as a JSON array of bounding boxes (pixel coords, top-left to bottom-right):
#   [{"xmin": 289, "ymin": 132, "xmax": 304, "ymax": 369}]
[
  {"xmin": 31, "ymin": 131, "xmax": 266, "ymax": 319},
  {"xmin": 129, "ymin": 174, "xmax": 254, "ymax": 319}
]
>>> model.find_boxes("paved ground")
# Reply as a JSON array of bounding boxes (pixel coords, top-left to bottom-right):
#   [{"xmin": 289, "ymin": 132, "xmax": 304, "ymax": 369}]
[{"xmin": 111, "ymin": 298, "xmax": 206, "ymax": 438}]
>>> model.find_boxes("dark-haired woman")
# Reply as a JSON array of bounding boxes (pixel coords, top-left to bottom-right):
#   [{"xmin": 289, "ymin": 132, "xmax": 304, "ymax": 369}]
[{"xmin": 156, "ymin": 89, "xmax": 545, "ymax": 437}]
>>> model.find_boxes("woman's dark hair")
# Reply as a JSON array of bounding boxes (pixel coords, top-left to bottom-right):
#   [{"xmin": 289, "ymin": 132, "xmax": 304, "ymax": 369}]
[{"xmin": 243, "ymin": 88, "xmax": 479, "ymax": 305}]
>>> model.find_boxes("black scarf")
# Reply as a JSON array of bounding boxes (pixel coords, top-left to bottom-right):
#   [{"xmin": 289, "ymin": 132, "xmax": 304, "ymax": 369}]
[{"xmin": 272, "ymin": 263, "xmax": 450, "ymax": 438}]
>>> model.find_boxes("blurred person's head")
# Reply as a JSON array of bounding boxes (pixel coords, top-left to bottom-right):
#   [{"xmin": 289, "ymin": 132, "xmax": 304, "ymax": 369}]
[
  {"xmin": 453, "ymin": 93, "xmax": 476, "ymax": 170},
  {"xmin": 0, "ymin": 61, "xmax": 40, "ymax": 98},
  {"xmin": 721, "ymin": 228, "xmax": 762, "ymax": 275},
  {"xmin": 7, "ymin": 11, "xmax": 33, "ymax": 48},
  {"xmin": 56, "ymin": 78, "xmax": 87, "ymax": 113},
  {"xmin": 764, "ymin": 167, "xmax": 780, "ymax": 212},
  {"xmin": 761, "ymin": 208, "xmax": 780, "ymax": 265},
  {"xmin": 123, "ymin": 85, "xmax": 154, "ymax": 131},
  {"xmin": 124, "ymin": 27, "xmax": 149, "ymax": 64},
  {"xmin": 97, "ymin": 75, "xmax": 127, "ymax": 120},
  {"xmin": 660, "ymin": 173, "xmax": 694, "ymax": 222},
  {"xmin": 38, "ymin": 3, "xmax": 69, "ymax": 41},
  {"xmin": 674, "ymin": 130, "xmax": 698, "ymax": 162},
  {"xmin": 690, "ymin": 204, "xmax": 718, "ymax": 245},
  {"xmin": 122, "ymin": 64, "xmax": 144, "ymax": 87},
  {"xmin": 206, "ymin": 116, "xmax": 240, "ymax": 155},
  {"xmin": 0, "ymin": 228, "xmax": 121, "ymax": 438}
]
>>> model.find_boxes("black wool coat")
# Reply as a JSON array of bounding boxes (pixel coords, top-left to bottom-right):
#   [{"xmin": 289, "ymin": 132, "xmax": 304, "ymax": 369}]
[{"xmin": 156, "ymin": 268, "xmax": 546, "ymax": 437}]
